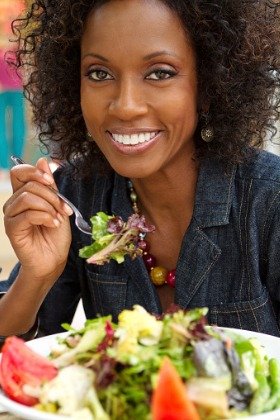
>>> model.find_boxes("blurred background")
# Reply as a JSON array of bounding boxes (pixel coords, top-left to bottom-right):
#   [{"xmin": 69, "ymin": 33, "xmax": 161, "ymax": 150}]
[
  {"xmin": 0, "ymin": 0, "xmax": 279, "ymax": 282},
  {"xmin": 0, "ymin": 0, "xmax": 45, "ymax": 280}
]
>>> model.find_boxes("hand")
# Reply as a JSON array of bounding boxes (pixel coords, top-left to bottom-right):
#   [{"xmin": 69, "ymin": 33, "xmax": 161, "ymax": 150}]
[{"xmin": 3, "ymin": 158, "xmax": 72, "ymax": 282}]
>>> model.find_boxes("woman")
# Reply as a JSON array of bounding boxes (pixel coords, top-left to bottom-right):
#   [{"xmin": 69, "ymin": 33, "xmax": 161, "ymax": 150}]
[{"xmin": 1, "ymin": 0, "xmax": 280, "ymax": 339}]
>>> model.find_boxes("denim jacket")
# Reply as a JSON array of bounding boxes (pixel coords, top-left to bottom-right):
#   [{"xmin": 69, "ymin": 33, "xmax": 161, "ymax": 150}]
[{"xmin": 3, "ymin": 149, "xmax": 280, "ymax": 336}]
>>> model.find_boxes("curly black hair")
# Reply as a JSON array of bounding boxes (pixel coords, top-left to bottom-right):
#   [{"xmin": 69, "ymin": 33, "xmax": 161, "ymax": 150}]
[{"xmin": 11, "ymin": 0, "xmax": 280, "ymax": 176}]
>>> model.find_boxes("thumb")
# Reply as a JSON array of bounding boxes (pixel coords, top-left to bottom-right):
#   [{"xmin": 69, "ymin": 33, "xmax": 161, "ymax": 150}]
[{"xmin": 36, "ymin": 158, "xmax": 57, "ymax": 189}]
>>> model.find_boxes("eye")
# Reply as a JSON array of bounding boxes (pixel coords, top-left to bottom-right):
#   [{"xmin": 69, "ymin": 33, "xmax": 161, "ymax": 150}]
[
  {"xmin": 86, "ymin": 69, "xmax": 113, "ymax": 81},
  {"xmin": 146, "ymin": 68, "xmax": 177, "ymax": 81}
]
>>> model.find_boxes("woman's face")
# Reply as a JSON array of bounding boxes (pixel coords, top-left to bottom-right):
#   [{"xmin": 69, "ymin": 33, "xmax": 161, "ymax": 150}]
[{"xmin": 81, "ymin": 0, "xmax": 198, "ymax": 179}]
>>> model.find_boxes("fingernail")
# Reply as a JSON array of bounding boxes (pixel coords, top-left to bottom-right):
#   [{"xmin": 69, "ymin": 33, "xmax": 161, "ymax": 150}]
[
  {"xmin": 43, "ymin": 173, "xmax": 54, "ymax": 184},
  {"xmin": 53, "ymin": 219, "xmax": 60, "ymax": 227},
  {"xmin": 63, "ymin": 203, "xmax": 73, "ymax": 215},
  {"xmin": 57, "ymin": 213, "xmax": 63, "ymax": 223}
]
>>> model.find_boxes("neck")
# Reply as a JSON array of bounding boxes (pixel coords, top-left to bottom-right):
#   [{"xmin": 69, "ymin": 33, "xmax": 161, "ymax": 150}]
[{"xmin": 130, "ymin": 158, "xmax": 199, "ymax": 227}]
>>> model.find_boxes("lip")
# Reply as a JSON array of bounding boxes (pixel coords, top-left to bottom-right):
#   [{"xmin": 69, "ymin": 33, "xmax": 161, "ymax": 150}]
[{"xmin": 106, "ymin": 130, "xmax": 163, "ymax": 155}]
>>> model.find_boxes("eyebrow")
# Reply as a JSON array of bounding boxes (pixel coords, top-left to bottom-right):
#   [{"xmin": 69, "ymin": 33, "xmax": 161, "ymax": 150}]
[
  {"xmin": 82, "ymin": 53, "xmax": 109, "ymax": 62},
  {"xmin": 143, "ymin": 50, "xmax": 180, "ymax": 60},
  {"xmin": 82, "ymin": 50, "xmax": 179, "ymax": 62}
]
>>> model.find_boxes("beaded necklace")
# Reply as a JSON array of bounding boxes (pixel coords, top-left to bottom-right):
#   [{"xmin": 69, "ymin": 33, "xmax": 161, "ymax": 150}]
[{"xmin": 127, "ymin": 180, "xmax": 176, "ymax": 288}]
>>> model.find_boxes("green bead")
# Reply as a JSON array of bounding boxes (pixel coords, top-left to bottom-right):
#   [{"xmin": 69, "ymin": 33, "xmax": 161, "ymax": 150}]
[{"xmin": 130, "ymin": 192, "xmax": 137, "ymax": 202}]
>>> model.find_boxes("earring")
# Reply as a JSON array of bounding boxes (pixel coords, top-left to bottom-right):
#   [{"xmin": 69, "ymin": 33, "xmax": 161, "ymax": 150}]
[{"xmin": 200, "ymin": 113, "xmax": 214, "ymax": 142}]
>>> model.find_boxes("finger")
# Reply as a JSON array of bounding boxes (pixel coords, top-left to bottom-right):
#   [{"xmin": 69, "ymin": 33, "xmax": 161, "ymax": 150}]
[
  {"xmin": 5, "ymin": 210, "xmax": 62, "ymax": 233},
  {"xmin": 4, "ymin": 183, "xmax": 72, "ymax": 219},
  {"xmin": 34, "ymin": 159, "xmax": 73, "ymax": 215},
  {"xmin": 4, "ymin": 190, "xmax": 63, "ymax": 221},
  {"xmin": 4, "ymin": 184, "xmax": 73, "ymax": 219},
  {"xmin": 36, "ymin": 158, "xmax": 57, "ymax": 189},
  {"xmin": 10, "ymin": 161, "xmax": 54, "ymax": 192}
]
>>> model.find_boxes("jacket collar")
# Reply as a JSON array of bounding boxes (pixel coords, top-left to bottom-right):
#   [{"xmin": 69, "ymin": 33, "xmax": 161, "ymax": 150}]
[
  {"xmin": 111, "ymin": 175, "xmax": 132, "ymax": 219},
  {"xmin": 193, "ymin": 158, "xmax": 236, "ymax": 227}
]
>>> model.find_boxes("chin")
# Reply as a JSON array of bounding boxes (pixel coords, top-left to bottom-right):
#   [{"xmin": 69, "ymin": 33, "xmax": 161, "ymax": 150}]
[{"xmin": 111, "ymin": 163, "xmax": 155, "ymax": 179}]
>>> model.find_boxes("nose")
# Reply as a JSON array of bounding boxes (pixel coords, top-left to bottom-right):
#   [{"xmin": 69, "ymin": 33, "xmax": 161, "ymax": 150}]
[{"xmin": 108, "ymin": 77, "xmax": 148, "ymax": 120}]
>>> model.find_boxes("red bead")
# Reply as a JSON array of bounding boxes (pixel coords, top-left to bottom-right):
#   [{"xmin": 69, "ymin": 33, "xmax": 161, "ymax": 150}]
[
  {"xmin": 142, "ymin": 253, "xmax": 156, "ymax": 271},
  {"xmin": 166, "ymin": 269, "xmax": 176, "ymax": 288},
  {"xmin": 138, "ymin": 240, "xmax": 150, "ymax": 252}
]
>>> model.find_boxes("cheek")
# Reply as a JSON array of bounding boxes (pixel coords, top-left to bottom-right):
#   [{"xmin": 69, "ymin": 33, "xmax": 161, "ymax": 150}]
[
  {"xmin": 80, "ymin": 85, "xmax": 103, "ymax": 126},
  {"xmin": 161, "ymin": 93, "xmax": 198, "ymax": 131},
  {"xmin": 157, "ymin": 77, "xmax": 198, "ymax": 125},
  {"xmin": 80, "ymin": 94, "xmax": 91, "ymax": 125}
]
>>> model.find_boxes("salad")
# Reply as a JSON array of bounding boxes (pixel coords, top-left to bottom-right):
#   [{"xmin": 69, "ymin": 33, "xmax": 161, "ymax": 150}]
[
  {"xmin": 1, "ymin": 305, "xmax": 280, "ymax": 420},
  {"xmin": 79, "ymin": 211, "xmax": 155, "ymax": 264}
]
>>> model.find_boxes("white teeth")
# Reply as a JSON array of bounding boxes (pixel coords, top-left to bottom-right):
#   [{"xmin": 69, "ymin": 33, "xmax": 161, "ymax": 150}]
[{"xmin": 111, "ymin": 131, "xmax": 158, "ymax": 145}]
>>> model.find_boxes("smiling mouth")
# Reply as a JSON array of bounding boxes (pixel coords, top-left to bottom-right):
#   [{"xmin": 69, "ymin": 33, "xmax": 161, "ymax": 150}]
[{"xmin": 109, "ymin": 131, "xmax": 159, "ymax": 145}]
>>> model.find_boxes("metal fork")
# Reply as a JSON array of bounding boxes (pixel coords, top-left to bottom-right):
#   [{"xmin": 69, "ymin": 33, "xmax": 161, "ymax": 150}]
[{"xmin": 10, "ymin": 156, "xmax": 92, "ymax": 235}]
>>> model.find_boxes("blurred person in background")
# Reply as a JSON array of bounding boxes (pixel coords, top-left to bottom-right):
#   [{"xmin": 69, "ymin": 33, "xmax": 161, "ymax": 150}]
[{"xmin": 0, "ymin": 0, "xmax": 26, "ymax": 177}]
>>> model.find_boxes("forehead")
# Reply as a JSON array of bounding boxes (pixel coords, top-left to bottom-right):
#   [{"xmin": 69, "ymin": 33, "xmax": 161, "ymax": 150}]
[{"xmin": 81, "ymin": 0, "xmax": 192, "ymax": 57}]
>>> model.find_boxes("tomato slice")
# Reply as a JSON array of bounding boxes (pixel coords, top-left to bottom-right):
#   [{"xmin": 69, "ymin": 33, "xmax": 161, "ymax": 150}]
[
  {"xmin": 0, "ymin": 336, "xmax": 58, "ymax": 406},
  {"xmin": 151, "ymin": 357, "xmax": 201, "ymax": 420}
]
